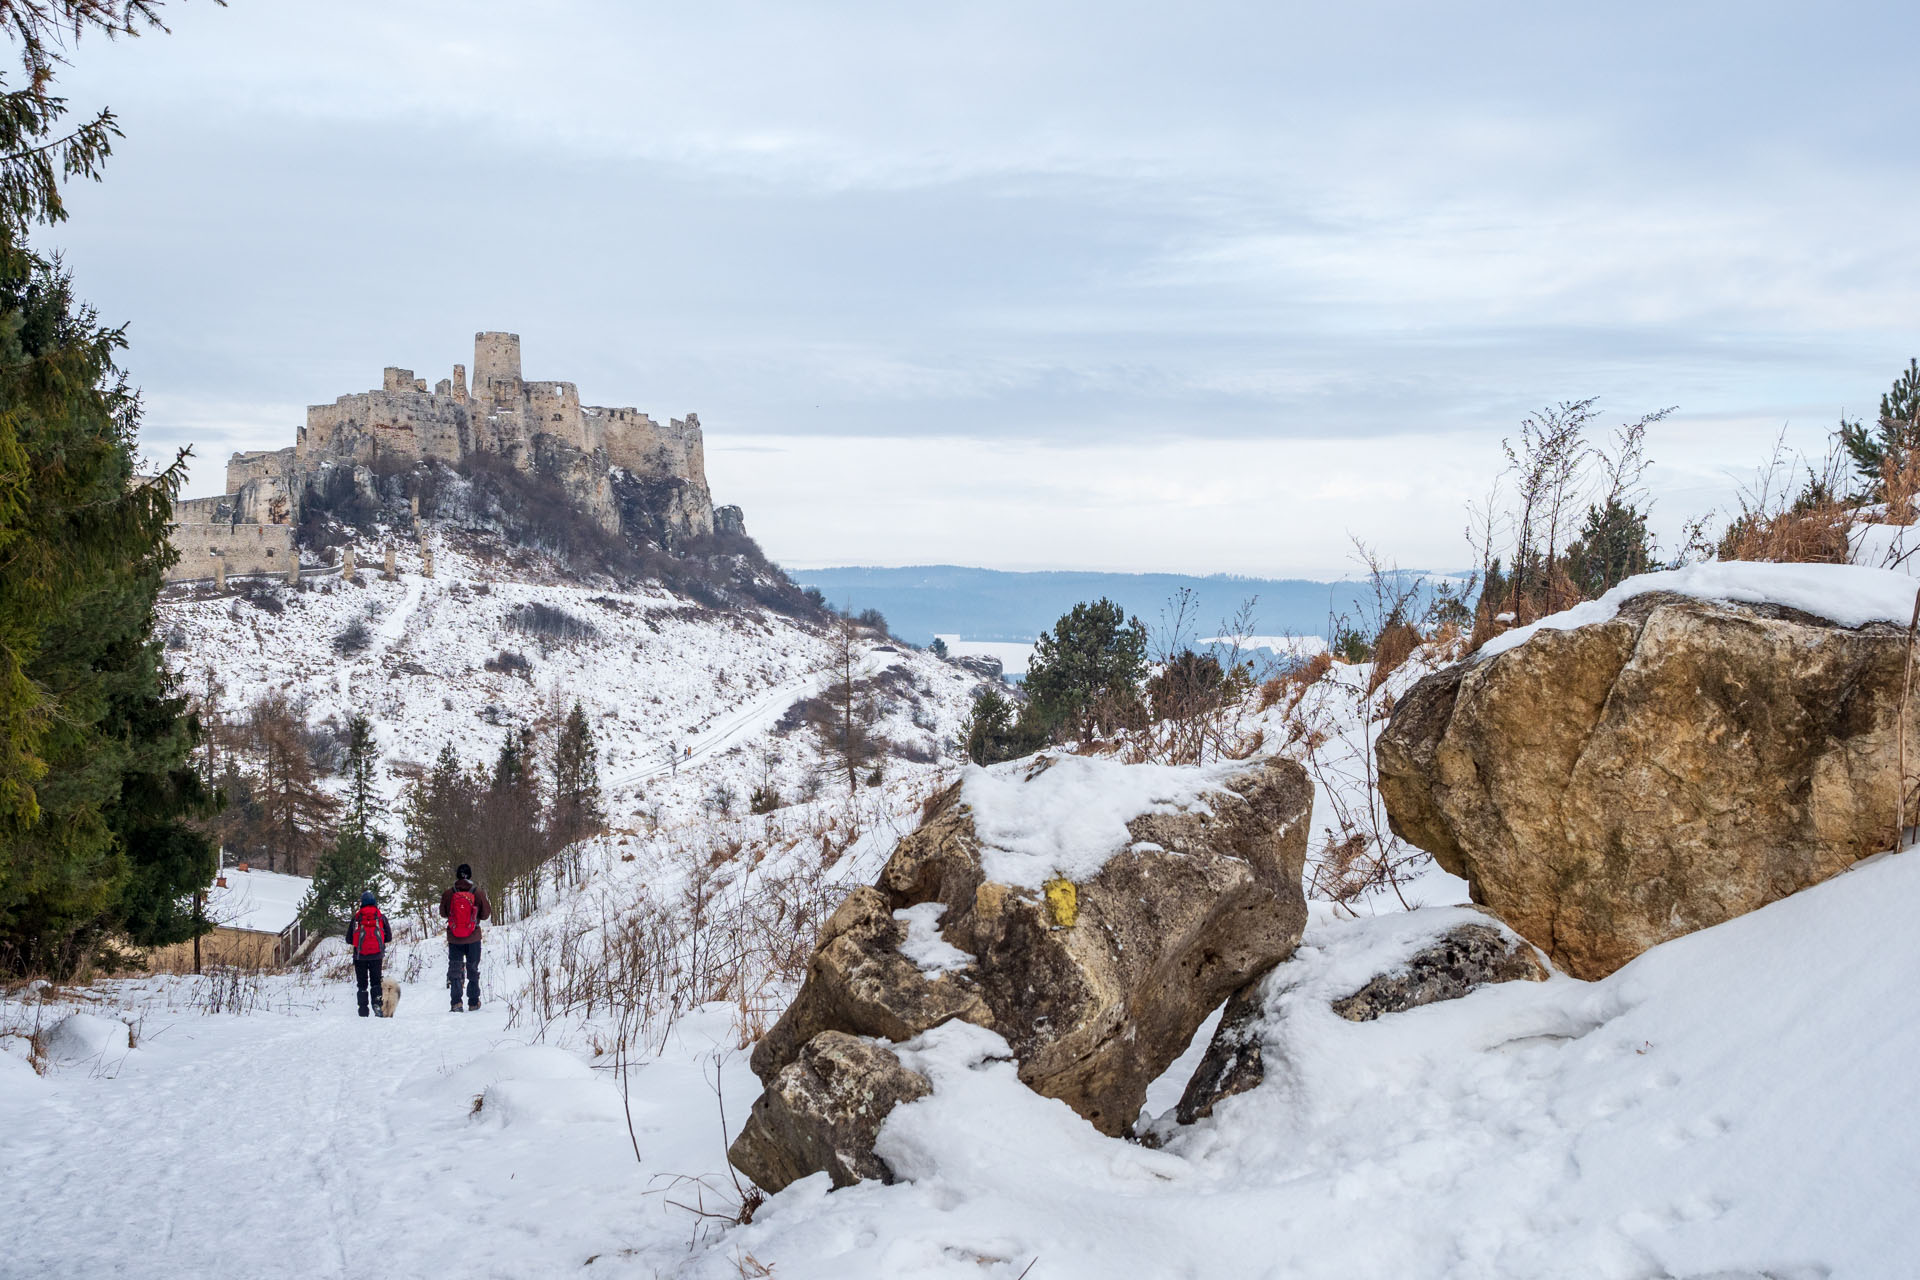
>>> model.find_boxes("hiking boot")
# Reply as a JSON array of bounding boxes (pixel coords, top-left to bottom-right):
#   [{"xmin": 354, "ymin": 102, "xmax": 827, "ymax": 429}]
[
  {"xmin": 358, "ymin": 1008, "xmax": 369, "ymax": 1017},
  {"xmin": 468, "ymin": 1002, "xmax": 481, "ymax": 1012},
  {"xmin": 450, "ymin": 1003, "xmax": 463, "ymax": 1013}
]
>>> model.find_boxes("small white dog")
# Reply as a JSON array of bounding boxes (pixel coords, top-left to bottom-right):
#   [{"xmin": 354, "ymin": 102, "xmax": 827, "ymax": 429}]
[{"xmin": 380, "ymin": 978, "xmax": 401, "ymax": 1017}]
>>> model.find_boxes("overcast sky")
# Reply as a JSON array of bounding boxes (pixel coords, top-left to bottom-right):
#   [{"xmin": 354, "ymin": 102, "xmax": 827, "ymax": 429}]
[{"xmin": 39, "ymin": 0, "xmax": 1920, "ymax": 576}]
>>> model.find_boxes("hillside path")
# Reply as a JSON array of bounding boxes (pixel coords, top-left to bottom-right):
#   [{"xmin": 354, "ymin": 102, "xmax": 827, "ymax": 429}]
[{"xmin": 0, "ymin": 960, "xmax": 754, "ymax": 1279}]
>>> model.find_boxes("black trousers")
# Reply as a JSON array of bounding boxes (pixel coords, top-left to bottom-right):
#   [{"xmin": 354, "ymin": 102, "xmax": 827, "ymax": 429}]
[
  {"xmin": 354, "ymin": 954, "xmax": 383, "ymax": 1016},
  {"xmin": 448, "ymin": 939, "xmax": 481, "ymax": 1008}
]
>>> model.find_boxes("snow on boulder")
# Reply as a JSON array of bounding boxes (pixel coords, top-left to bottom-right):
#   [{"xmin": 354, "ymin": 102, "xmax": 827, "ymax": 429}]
[
  {"xmin": 42, "ymin": 1012, "xmax": 130, "ymax": 1066},
  {"xmin": 1381, "ymin": 562, "xmax": 1920, "ymax": 979},
  {"xmin": 732, "ymin": 753, "xmax": 1311, "ymax": 1191}
]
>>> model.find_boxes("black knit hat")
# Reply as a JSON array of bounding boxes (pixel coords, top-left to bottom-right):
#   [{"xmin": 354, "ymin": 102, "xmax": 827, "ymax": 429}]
[{"xmin": 456, "ymin": 863, "xmax": 472, "ymax": 880}]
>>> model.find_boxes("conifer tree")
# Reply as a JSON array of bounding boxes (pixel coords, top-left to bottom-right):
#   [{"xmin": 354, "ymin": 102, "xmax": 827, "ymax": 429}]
[
  {"xmin": 247, "ymin": 693, "xmax": 338, "ymax": 875},
  {"xmin": 808, "ymin": 616, "xmax": 883, "ymax": 802},
  {"xmin": 298, "ymin": 715, "xmax": 385, "ymax": 933},
  {"xmin": 1022, "ymin": 599, "xmax": 1148, "ymax": 743},
  {"xmin": 397, "ymin": 744, "xmax": 477, "ymax": 918},
  {"xmin": 549, "ymin": 701, "xmax": 603, "ymax": 847},
  {"xmin": 1839, "ymin": 358, "xmax": 1920, "ymax": 496},
  {"xmin": 0, "ymin": 1, "xmax": 217, "ymax": 972}
]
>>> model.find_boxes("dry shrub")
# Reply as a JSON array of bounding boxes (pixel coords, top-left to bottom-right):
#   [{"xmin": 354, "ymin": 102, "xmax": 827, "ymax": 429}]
[
  {"xmin": 1366, "ymin": 621, "xmax": 1421, "ymax": 695},
  {"xmin": 1255, "ymin": 675, "xmax": 1286, "ymax": 713},
  {"xmin": 1717, "ymin": 435, "xmax": 1857, "ymax": 565},
  {"xmin": 1307, "ymin": 831, "xmax": 1372, "ymax": 904},
  {"xmin": 1718, "ymin": 500, "xmax": 1854, "ymax": 564},
  {"xmin": 1883, "ymin": 449, "xmax": 1920, "ymax": 526},
  {"xmin": 507, "ymin": 824, "xmax": 847, "ymax": 1052}
]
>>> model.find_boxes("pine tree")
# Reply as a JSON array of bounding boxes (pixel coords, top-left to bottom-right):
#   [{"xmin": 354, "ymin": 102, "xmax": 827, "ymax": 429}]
[
  {"xmin": 0, "ymin": 2, "xmax": 216, "ymax": 972},
  {"xmin": 397, "ymin": 744, "xmax": 478, "ymax": 918},
  {"xmin": 1022, "ymin": 599, "xmax": 1149, "ymax": 743},
  {"xmin": 960, "ymin": 684, "xmax": 1039, "ymax": 766},
  {"xmin": 298, "ymin": 715, "xmax": 387, "ymax": 932},
  {"xmin": 1839, "ymin": 358, "xmax": 1920, "ymax": 496},
  {"xmin": 549, "ymin": 701, "xmax": 603, "ymax": 847}
]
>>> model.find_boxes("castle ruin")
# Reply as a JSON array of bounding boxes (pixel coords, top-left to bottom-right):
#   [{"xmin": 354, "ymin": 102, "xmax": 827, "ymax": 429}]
[{"xmin": 168, "ymin": 331, "xmax": 744, "ymax": 583}]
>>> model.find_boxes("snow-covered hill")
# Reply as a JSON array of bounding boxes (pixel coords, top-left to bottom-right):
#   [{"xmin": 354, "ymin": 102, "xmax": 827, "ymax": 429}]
[{"xmin": 159, "ymin": 542, "xmax": 982, "ymax": 831}]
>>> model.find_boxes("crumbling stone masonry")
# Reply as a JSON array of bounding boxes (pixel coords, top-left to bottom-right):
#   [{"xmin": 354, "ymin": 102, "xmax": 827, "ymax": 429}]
[{"xmin": 164, "ymin": 330, "xmax": 730, "ymax": 582}]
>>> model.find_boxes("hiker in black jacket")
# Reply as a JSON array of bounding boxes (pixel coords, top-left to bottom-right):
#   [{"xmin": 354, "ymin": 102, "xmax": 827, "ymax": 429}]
[{"xmin": 439, "ymin": 864, "xmax": 493, "ymax": 1012}]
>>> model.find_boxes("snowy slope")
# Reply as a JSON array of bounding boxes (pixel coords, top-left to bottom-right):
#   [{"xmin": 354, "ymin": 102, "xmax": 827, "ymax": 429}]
[
  {"xmin": 7, "ymin": 556, "xmax": 1915, "ymax": 1277},
  {"xmin": 159, "ymin": 541, "xmax": 983, "ymax": 832},
  {"xmin": 7, "ymin": 842, "xmax": 1916, "ymax": 1277}
]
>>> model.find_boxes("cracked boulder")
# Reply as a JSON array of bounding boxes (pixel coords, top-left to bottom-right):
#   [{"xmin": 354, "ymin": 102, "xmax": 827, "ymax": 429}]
[
  {"xmin": 732, "ymin": 753, "xmax": 1312, "ymax": 1191},
  {"xmin": 1379, "ymin": 588, "xmax": 1918, "ymax": 979}
]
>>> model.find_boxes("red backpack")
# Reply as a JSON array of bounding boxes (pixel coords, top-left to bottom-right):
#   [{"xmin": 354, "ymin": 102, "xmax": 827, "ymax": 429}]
[
  {"xmin": 353, "ymin": 905, "xmax": 384, "ymax": 956},
  {"xmin": 449, "ymin": 888, "xmax": 478, "ymax": 939}
]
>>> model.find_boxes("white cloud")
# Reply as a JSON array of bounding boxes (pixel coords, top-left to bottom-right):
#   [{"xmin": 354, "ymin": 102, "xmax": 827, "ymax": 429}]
[{"xmin": 33, "ymin": 0, "xmax": 1920, "ymax": 575}]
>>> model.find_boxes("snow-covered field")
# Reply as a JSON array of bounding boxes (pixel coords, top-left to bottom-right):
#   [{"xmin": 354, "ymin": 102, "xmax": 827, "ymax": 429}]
[{"xmin": 5, "ymin": 555, "xmax": 1919, "ymax": 1277}]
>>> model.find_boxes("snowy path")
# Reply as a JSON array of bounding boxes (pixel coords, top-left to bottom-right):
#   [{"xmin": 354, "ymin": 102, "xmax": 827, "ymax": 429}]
[
  {"xmin": 333, "ymin": 573, "xmax": 425, "ymax": 709},
  {"xmin": 1, "ymin": 959, "xmax": 757, "ymax": 1279},
  {"xmin": 607, "ymin": 648, "xmax": 903, "ymax": 789}
]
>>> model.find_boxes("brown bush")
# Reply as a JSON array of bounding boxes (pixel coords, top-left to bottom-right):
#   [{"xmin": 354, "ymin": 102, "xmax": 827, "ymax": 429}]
[{"xmin": 1366, "ymin": 621, "xmax": 1421, "ymax": 695}]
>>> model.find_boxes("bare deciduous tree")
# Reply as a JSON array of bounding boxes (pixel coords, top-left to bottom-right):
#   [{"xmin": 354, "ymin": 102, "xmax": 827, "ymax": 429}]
[{"xmin": 807, "ymin": 616, "xmax": 884, "ymax": 804}]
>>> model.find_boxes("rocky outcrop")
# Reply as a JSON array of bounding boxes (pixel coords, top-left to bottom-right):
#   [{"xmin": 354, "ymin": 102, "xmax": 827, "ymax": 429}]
[
  {"xmin": 1175, "ymin": 917, "xmax": 1547, "ymax": 1124},
  {"xmin": 1328, "ymin": 921, "xmax": 1546, "ymax": 1021},
  {"xmin": 731, "ymin": 754, "xmax": 1312, "ymax": 1189},
  {"xmin": 1379, "ymin": 590, "xmax": 1917, "ymax": 980},
  {"xmin": 727, "ymin": 1032, "xmax": 931, "ymax": 1192}
]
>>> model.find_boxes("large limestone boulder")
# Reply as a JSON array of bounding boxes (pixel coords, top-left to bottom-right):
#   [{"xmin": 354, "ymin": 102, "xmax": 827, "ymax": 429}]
[
  {"xmin": 1379, "ymin": 585, "xmax": 1918, "ymax": 980},
  {"xmin": 731, "ymin": 753, "xmax": 1311, "ymax": 1189}
]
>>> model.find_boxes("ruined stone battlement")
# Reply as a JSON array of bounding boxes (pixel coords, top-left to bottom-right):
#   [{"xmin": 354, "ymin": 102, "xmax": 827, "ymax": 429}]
[
  {"xmin": 291, "ymin": 332, "xmax": 712, "ymax": 512},
  {"xmin": 165, "ymin": 330, "xmax": 735, "ymax": 583}
]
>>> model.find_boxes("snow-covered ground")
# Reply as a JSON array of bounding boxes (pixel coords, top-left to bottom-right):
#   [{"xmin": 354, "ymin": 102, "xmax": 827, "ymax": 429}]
[{"xmin": 7, "ymin": 554, "xmax": 1918, "ymax": 1276}]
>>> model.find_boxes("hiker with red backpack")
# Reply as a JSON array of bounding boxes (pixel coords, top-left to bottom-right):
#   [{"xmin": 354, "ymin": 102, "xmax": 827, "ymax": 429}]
[
  {"xmin": 439, "ymin": 863, "xmax": 492, "ymax": 1012},
  {"xmin": 348, "ymin": 890, "xmax": 392, "ymax": 1018}
]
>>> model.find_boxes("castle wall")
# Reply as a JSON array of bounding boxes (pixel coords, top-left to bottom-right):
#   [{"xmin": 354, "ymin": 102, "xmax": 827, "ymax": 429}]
[
  {"xmin": 176, "ymin": 494, "xmax": 236, "ymax": 524},
  {"xmin": 602, "ymin": 410, "xmax": 706, "ymax": 486},
  {"xmin": 226, "ymin": 447, "xmax": 298, "ymax": 493},
  {"xmin": 302, "ymin": 391, "xmax": 472, "ymax": 467},
  {"xmin": 166, "ymin": 522, "xmax": 296, "ymax": 583}
]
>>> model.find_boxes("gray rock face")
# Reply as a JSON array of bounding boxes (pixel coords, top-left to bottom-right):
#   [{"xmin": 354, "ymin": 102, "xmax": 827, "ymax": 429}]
[
  {"xmin": 732, "ymin": 754, "xmax": 1314, "ymax": 1191},
  {"xmin": 1329, "ymin": 922, "xmax": 1546, "ymax": 1021},
  {"xmin": 726, "ymin": 1032, "xmax": 931, "ymax": 1193},
  {"xmin": 1379, "ymin": 591, "xmax": 1917, "ymax": 979},
  {"xmin": 952, "ymin": 654, "xmax": 1005, "ymax": 681},
  {"xmin": 1173, "ymin": 987, "xmax": 1267, "ymax": 1125}
]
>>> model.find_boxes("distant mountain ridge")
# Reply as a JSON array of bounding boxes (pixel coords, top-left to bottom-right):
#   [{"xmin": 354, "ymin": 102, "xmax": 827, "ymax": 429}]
[{"xmin": 791, "ymin": 564, "xmax": 1455, "ymax": 645}]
